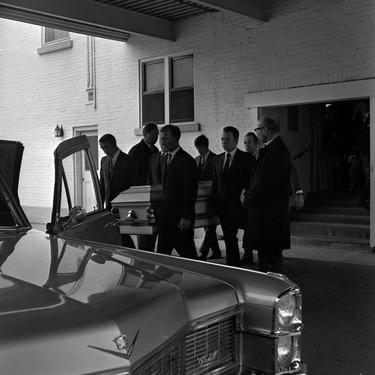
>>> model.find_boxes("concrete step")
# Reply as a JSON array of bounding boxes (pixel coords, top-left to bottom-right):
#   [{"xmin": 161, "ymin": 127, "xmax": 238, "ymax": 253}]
[
  {"xmin": 290, "ymin": 212, "xmax": 370, "ymax": 225},
  {"xmin": 291, "ymin": 235, "xmax": 370, "ymax": 251},
  {"xmin": 295, "ymin": 205, "xmax": 369, "ymax": 216},
  {"xmin": 290, "ymin": 221, "xmax": 369, "ymax": 240},
  {"xmin": 305, "ymin": 198, "xmax": 361, "ymax": 207}
]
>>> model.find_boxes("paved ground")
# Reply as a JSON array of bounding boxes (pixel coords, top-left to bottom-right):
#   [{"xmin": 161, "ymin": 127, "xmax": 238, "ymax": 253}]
[
  {"xmin": 205, "ymin": 242, "xmax": 375, "ymax": 375},
  {"xmin": 284, "ymin": 256, "xmax": 375, "ymax": 375}
]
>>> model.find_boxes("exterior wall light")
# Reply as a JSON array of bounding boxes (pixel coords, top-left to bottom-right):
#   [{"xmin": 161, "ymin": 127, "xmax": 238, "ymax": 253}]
[{"xmin": 54, "ymin": 125, "xmax": 64, "ymax": 137}]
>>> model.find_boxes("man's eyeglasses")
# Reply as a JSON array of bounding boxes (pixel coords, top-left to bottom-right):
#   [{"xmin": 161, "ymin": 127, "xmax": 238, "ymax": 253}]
[{"xmin": 254, "ymin": 126, "xmax": 264, "ymax": 132}]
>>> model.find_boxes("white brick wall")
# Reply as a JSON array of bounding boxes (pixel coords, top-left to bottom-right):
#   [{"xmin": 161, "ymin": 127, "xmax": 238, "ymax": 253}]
[{"xmin": 0, "ymin": 0, "xmax": 374, "ymax": 222}]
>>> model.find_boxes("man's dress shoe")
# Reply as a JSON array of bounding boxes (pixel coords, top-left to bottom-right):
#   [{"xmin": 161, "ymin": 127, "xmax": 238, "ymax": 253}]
[
  {"xmin": 240, "ymin": 252, "xmax": 254, "ymax": 265},
  {"xmin": 198, "ymin": 254, "xmax": 207, "ymax": 261},
  {"xmin": 207, "ymin": 252, "xmax": 221, "ymax": 260}
]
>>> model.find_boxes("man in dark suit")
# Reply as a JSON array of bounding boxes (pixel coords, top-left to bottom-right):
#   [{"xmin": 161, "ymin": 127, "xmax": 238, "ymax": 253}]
[
  {"xmin": 209, "ymin": 126, "xmax": 255, "ymax": 267},
  {"xmin": 143, "ymin": 145, "xmax": 168, "ymax": 253},
  {"xmin": 156, "ymin": 124, "xmax": 198, "ymax": 259},
  {"xmin": 194, "ymin": 135, "xmax": 221, "ymax": 260},
  {"xmin": 128, "ymin": 123, "xmax": 159, "ymax": 186},
  {"xmin": 129, "ymin": 123, "xmax": 159, "ymax": 251},
  {"xmin": 241, "ymin": 132, "xmax": 304, "ymax": 266},
  {"xmin": 99, "ymin": 133, "xmax": 137, "ymax": 248},
  {"xmin": 242, "ymin": 116, "xmax": 292, "ymax": 273},
  {"xmin": 147, "ymin": 151, "xmax": 164, "ymax": 186}
]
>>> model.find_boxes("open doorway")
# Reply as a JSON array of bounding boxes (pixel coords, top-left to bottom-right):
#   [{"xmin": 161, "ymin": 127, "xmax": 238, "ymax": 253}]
[
  {"xmin": 316, "ymin": 100, "xmax": 370, "ymax": 206},
  {"xmin": 259, "ymin": 99, "xmax": 370, "ymax": 207}
]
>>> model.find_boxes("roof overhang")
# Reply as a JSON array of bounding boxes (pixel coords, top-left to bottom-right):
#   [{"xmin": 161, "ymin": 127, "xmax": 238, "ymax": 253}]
[
  {"xmin": 0, "ymin": 0, "xmax": 265, "ymax": 42},
  {"xmin": 0, "ymin": 0, "xmax": 174, "ymax": 41},
  {"xmin": 190, "ymin": 0, "xmax": 265, "ymax": 21}
]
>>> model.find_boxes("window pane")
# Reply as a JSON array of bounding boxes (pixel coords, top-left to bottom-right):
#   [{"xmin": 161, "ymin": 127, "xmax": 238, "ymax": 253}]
[
  {"xmin": 172, "ymin": 55, "xmax": 193, "ymax": 89},
  {"xmin": 144, "ymin": 61, "xmax": 164, "ymax": 92},
  {"xmin": 142, "ymin": 92, "xmax": 165, "ymax": 125},
  {"xmin": 61, "ymin": 158, "xmax": 73, "ymax": 217},
  {"xmin": 170, "ymin": 88, "xmax": 194, "ymax": 123},
  {"xmin": 61, "ymin": 152, "xmax": 98, "ymax": 214},
  {"xmin": 86, "ymin": 135, "xmax": 98, "ymax": 170},
  {"xmin": 45, "ymin": 28, "xmax": 69, "ymax": 43}
]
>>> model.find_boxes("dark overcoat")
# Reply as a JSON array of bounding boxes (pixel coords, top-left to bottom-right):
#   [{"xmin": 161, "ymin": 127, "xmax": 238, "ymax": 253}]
[
  {"xmin": 195, "ymin": 150, "xmax": 217, "ymax": 181},
  {"xmin": 99, "ymin": 151, "xmax": 137, "ymax": 207},
  {"xmin": 146, "ymin": 152, "xmax": 164, "ymax": 185},
  {"xmin": 128, "ymin": 139, "xmax": 158, "ymax": 185},
  {"xmin": 243, "ymin": 136, "xmax": 291, "ymax": 252},
  {"xmin": 210, "ymin": 149, "xmax": 254, "ymax": 224},
  {"xmin": 158, "ymin": 148, "xmax": 198, "ymax": 227}
]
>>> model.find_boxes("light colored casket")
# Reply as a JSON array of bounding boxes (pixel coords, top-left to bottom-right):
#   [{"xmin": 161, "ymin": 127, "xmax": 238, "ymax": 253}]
[{"xmin": 111, "ymin": 181, "xmax": 219, "ymax": 235}]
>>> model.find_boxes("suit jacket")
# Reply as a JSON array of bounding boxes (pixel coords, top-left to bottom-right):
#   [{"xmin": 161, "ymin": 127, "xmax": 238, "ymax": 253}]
[
  {"xmin": 158, "ymin": 148, "xmax": 198, "ymax": 227},
  {"xmin": 195, "ymin": 151, "xmax": 217, "ymax": 181},
  {"xmin": 210, "ymin": 149, "xmax": 255, "ymax": 216},
  {"xmin": 146, "ymin": 151, "xmax": 164, "ymax": 185},
  {"xmin": 243, "ymin": 136, "xmax": 291, "ymax": 251},
  {"xmin": 99, "ymin": 151, "xmax": 137, "ymax": 207},
  {"xmin": 128, "ymin": 139, "xmax": 158, "ymax": 185},
  {"xmin": 290, "ymin": 163, "xmax": 302, "ymax": 193}
]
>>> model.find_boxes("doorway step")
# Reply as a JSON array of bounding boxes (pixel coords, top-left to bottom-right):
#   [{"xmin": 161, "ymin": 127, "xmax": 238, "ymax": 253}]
[{"xmin": 290, "ymin": 191, "xmax": 370, "ymax": 250}]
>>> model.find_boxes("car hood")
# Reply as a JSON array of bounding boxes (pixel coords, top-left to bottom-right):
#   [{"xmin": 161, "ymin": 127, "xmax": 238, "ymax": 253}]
[{"xmin": 0, "ymin": 229, "xmax": 239, "ymax": 374}]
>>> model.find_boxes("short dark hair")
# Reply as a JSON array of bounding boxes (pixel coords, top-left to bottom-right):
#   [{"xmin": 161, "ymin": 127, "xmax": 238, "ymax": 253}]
[
  {"xmin": 223, "ymin": 126, "xmax": 239, "ymax": 140},
  {"xmin": 244, "ymin": 132, "xmax": 259, "ymax": 144},
  {"xmin": 259, "ymin": 116, "xmax": 280, "ymax": 133},
  {"xmin": 143, "ymin": 123, "xmax": 158, "ymax": 136},
  {"xmin": 160, "ymin": 124, "xmax": 181, "ymax": 140},
  {"xmin": 99, "ymin": 133, "xmax": 117, "ymax": 146},
  {"xmin": 194, "ymin": 135, "xmax": 209, "ymax": 147}
]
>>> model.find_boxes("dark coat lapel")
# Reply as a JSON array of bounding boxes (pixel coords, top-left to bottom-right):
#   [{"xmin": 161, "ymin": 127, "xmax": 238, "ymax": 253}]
[
  {"xmin": 201, "ymin": 151, "xmax": 214, "ymax": 173},
  {"xmin": 162, "ymin": 149, "xmax": 180, "ymax": 181},
  {"xmin": 219, "ymin": 153, "xmax": 226, "ymax": 177}
]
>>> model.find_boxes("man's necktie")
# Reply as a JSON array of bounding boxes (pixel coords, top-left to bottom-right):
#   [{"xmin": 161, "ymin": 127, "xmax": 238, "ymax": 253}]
[
  {"xmin": 166, "ymin": 152, "xmax": 171, "ymax": 165},
  {"xmin": 198, "ymin": 156, "xmax": 204, "ymax": 168},
  {"xmin": 162, "ymin": 152, "xmax": 170, "ymax": 177},
  {"xmin": 223, "ymin": 153, "xmax": 231, "ymax": 175}
]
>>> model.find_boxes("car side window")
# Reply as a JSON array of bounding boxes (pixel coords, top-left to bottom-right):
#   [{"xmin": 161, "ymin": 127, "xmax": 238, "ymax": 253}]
[{"xmin": 60, "ymin": 150, "xmax": 99, "ymax": 215}]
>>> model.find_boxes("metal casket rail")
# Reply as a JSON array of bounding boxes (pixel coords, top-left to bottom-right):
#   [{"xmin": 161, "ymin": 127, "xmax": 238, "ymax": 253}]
[{"xmin": 111, "ymin": 181, "xmax": 219, "ymax": 235}]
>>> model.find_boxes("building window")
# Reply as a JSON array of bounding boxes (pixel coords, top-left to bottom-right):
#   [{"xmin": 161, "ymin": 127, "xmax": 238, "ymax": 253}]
[
  {"xmin": 44, "ymin": 28, "xmax": 69, "ymax": 43},
  {"xmin": 37, "ymin": 27, "xmax": 73, "ymax": 55},
  {"xmin": 141, "ymin": 54, "xmax": 194, "ymax": 126}
]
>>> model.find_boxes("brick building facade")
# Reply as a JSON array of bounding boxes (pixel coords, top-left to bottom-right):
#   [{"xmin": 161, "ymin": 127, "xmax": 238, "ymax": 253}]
[{"xmin": 0, "ymin": 0, "xmax": 374, "ymax": 237}]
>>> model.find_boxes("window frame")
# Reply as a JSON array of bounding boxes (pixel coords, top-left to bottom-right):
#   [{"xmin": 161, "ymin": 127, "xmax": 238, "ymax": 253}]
[
  {"xmin": 139, "ymin": 52, "xmax": 199, "ymax": 133},
  {"xmin": 37, "ymin": 27, "xmax": 73, "ymax": 55}
]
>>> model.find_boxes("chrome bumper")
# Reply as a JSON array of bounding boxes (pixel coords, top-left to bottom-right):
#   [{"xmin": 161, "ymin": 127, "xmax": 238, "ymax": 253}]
[{"xmin": 296, "ymin": 363, "xmax": 308, "ymax": 374}]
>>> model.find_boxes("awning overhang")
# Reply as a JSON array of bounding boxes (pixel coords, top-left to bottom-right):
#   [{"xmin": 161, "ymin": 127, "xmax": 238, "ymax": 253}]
[{"xmin": 0, "ymin": 0, "xmax": 175, "ymax": 42}]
